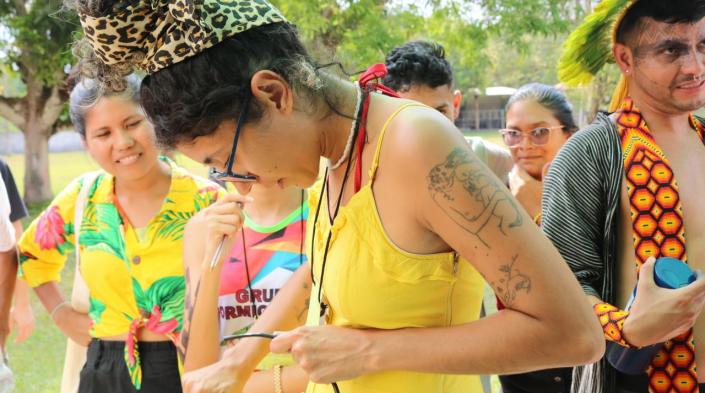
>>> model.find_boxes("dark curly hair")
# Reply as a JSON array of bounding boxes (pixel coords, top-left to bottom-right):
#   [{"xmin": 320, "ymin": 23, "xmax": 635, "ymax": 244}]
[
  {"xmin": 382, "ymin": 40, "xmax": 454, "ymax": 93},
  {"xmin": 140, "ymin": 22, "xmax": 324, "ymax": 149},
  {"xmin": 616, "ymin": 0, "xmax": 705, "ymax": 45}
]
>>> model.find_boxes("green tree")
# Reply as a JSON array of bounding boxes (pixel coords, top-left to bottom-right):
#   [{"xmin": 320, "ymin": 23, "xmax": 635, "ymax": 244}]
[
  {"xmin": 273, "ymin": 0, "xmax": 571, "ymax": 91},
  {"xmin": 0, "ymin": 0, "xmax": 578, "ymax": 205},
  {"xmin": 0, "ymin": 0, "xmax": 77, "ymax": 204},
  {"xmin": 485, "ymin": 34, "xmax": 565, "ymax": 88}
]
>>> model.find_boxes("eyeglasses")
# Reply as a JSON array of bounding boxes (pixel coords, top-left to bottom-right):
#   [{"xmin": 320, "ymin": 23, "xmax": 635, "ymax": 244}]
[
  {"xmin": 498, "ymin": 126, "xmax": 564, "ymax": 147},
  {"xmin": 208, "ymin": 92, "xmax": 258, "ymax": 183}
]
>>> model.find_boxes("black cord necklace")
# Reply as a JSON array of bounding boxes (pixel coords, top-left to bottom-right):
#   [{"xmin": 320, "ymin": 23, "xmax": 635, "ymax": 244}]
[
  {"xmin": 299, "ymin": 188, "xmax": 305, "ymax": 267},
  {"xmin": 225, "ymin": 190, "xmax": 342, "ymax": 393},
  {"xmin": 310, "ymin": 89, "xmax": 369, "ymax": 316},
  {"xmin": 225, "ymin": 90, "xmax": 361, "ymax": 393},
  {"xmin": 241, "ymin": 228, "xmax": 257, "ymax": 318},
  {"xmin": 242, "ymin": 189, "xmax": 307, "ymax": 319}
]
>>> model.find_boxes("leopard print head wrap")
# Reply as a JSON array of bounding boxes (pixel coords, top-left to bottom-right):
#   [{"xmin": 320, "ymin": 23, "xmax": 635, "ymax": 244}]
[{"xmin": 74, "ymin": 0, "xmax": 286, "ymax": 76}]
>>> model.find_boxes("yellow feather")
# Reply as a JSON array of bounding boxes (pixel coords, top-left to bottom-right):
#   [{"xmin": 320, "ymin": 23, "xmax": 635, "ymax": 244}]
[{"xmin": 558, "ymin": 0, "xmax": 635, "ymax": 87}]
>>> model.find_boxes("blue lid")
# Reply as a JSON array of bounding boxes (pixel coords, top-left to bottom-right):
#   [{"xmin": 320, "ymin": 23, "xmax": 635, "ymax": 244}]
[{"xmin": 654, "ymin": 257, "xmax": 697, "ymax": 289}]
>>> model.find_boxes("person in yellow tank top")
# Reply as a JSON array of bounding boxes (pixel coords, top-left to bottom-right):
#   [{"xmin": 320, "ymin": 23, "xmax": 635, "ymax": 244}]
[
  {"xmin": 69, "ymin": 2, "xmax": 605, "ymax": 393},
  {"xmin": 384, "ymin": 45, "xmax": 581, "ymax": 392}
]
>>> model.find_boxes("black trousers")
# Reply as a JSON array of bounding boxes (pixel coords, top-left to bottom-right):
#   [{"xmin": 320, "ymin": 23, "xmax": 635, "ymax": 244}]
[
  {"xmin": 78, "ymin": 339, "xmax": 182, "ymax": 393},
  {"xmin": 499, "ymin": 368, "xmax": 573, "ymax": 393},
  {"xmin": 501, "ymin": 369, "xmax": 705, "ymax": 393}
]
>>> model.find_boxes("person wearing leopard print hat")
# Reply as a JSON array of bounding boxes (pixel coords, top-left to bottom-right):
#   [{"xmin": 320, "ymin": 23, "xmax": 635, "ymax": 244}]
[{"xmin": 69, "ymin": 1, "xmax": 606, "ymax": 392}]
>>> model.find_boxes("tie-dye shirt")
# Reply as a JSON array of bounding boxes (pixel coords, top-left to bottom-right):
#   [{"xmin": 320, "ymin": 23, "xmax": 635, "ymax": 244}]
[
  {"xmin": 218, "ymin": 202, "xmax": 307, "ymax": 368},
  {"xmin": 18, "ymin": 158, "xmax": 223, "ymax": 388},
  {"xmin": 219, "ymin": 203, "xmax": 308, "ymax": 335}
]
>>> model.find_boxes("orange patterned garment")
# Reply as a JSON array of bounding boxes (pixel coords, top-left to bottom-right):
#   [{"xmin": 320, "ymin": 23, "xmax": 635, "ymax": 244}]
[{"xmin": 617, "ymin": 97, "xmax": 705, "ymax": 393}]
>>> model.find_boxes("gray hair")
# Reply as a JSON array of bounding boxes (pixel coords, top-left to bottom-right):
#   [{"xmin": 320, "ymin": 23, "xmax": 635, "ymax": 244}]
[
  {"xmin": 69, "ymin": 74, "xmax": 142, "ymax": 137},
  {"xmin": 506, "ymin": 83, "xmax": 578, "ymax": 133}
]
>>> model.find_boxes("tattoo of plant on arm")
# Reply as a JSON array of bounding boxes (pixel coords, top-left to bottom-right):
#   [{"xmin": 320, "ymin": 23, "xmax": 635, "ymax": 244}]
[
  {"xmin": 427, "ymin": 147, "xmax": 523, "ymax": 247},
  {"xmin": 297, "ymin": 297, "xmax": 310, "ymax": 322},
  {"xmin": 493, "ymin": 255, "xmax": 532, "ymax": 307},
  {"xmin": 179, "ymin": 267, "xmax": 200, "ymax": 364},
  {"xmin": 297, "ymin": 282, "xmax": 310, "ymax": 322}
]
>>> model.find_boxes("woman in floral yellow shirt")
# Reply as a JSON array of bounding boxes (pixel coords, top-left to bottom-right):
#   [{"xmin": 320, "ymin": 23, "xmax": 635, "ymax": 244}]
[{"xmin": 17, "ymin": 74, "xmax": 237, "ymax": 393}]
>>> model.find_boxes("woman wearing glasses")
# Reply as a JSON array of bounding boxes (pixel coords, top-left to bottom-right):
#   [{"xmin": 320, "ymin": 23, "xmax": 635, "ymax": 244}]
[
  {"xmin": 70, "ymin": 2, "xmax": 604, "ymax": 392},
  {"xmin": 499, "ymin": 84, "xmax": 578, "ymax": 225},
  {"xmin": 497, "ymin": 83, "xmax": 579, "ymax": 393},
  {"xmin": 17, "ymin": 74, "xmax": 228, "ymax": 393}
]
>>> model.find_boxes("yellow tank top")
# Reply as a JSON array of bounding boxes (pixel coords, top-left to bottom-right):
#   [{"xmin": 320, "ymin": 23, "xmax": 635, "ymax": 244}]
[{"xmin": 306, "ymin": 104, "xmax": 485, "ymax": 393}]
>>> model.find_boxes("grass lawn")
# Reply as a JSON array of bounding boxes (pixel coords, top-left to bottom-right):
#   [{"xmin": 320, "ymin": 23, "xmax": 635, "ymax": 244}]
[
  {"xmin": 6, "ymin": 207, "xmax": 71, "ymax": 393},
  {"xmin": 1, "ymin": 130, "xmax": 506, "ymax": 392}
]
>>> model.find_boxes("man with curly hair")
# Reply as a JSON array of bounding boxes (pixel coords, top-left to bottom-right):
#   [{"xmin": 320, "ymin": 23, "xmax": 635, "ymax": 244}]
[{"xmin": 383, "ymin": 40, "xmax": 514, "ymax": 183}]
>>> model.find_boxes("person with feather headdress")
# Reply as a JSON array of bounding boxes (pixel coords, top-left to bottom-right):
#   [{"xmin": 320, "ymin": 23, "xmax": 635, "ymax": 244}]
[{"xmin": 544, "ymin": 1, "xmax": 705, "ymax": 392}]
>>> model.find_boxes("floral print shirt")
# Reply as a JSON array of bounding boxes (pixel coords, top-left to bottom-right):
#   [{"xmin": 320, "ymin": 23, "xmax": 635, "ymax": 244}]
[{"xmin": 18, "ymin": 158, "xmax": 223, "ymax": 388}]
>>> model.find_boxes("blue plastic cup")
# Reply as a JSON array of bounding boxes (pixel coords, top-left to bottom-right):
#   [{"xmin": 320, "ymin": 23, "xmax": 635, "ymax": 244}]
[{"xmin": 606, "ymin": 257, "xmax": 697, "ymax": 375}]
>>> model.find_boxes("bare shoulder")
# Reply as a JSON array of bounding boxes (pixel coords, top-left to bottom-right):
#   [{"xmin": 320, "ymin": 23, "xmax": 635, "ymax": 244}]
[
  {"xmin": 380, "ymin": 100, "xmax": 523, "ymax": 242},
  {"xmin": 375, "ymin": 100, "xmax": 495, "ymax": 231},
  {"xmin": 382, "ymin": 102, "xmax": 468, "ymax": 172}
]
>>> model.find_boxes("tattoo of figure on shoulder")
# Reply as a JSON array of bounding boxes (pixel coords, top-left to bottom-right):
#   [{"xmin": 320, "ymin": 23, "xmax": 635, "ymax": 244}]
[
  {"xmin": 492, "ymin": 255, "xmax": 531, "ymax": 307},
  {"xmin": 427, "ymin": 147, "xmax": 523, "ymax": 247}
]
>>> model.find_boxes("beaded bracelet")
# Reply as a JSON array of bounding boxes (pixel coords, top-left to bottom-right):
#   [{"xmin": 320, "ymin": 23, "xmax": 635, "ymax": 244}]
[
  {"xmin": 594, "ymin": 302, "xmax": 632, "ymax": 347},
  {"xmin": 273, "ymin": 364, "xmax": 283, "ymax": 393}
]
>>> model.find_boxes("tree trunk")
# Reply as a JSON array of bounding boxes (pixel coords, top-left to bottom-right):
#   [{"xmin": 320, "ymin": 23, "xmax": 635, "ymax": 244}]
[
  {"xmin": 15, "ymin": 70, "xmax": 66, "ymax": 205},
  {"xmin": 586, "ymin": 72, "xmax": 612, "ymax": 123},
  {"xmin": 0, "ymin": 90, "xmax": 60, "ymax": 205},
  {"xmin": 23, "ymin": 117, "xmax": 52, "ymax": 205}
]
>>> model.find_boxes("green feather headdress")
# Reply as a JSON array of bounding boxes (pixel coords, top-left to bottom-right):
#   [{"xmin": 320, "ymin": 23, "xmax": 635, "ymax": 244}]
[{"xmin": 558, "ymin": 0, "xmax": 636, "ymax": 88}]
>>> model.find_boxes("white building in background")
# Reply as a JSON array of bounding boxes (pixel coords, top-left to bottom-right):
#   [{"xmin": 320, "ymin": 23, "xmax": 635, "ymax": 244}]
[
  {"xmin": 457, "ymin": 86, "xmax": 517, "ymax": 131},
  {"xmin": 0, "ymin": 130, "xmax": 83, "ymax": 155}
]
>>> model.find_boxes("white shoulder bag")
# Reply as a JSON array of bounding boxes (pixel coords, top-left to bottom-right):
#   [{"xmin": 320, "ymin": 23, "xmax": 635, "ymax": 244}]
[{"xmin": 60, "ymin": 172, "xmax": 100, "ymax": 393}]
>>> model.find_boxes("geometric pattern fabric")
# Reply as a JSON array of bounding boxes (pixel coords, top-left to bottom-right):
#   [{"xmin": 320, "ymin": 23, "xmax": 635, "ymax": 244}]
[
  {"xmin": 594, "ymin": 302, "xmax": 631, "ymax": 346},
  {"xmin": 617, "ymin": 97, "xmax": 705, "ymax": 393}
]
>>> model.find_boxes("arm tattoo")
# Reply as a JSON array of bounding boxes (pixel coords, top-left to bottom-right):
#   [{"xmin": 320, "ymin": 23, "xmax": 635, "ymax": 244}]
[
  {"xmin": 297, "ymin": 297, "xmax": 310, "ymax": 322},
  {"xmin": 427, "ymin": 147, "xmax": 523, "ymax": 247},
  {"xmin": 297, "ymin": 282, "xmax": 310, "ymax": 322},
  {"xmin": 179, "ymin": 267, "xmax": 200, "ymax": 364},
  {"xmin": 492, "ymin": 255, "xmax": 532, "ymax": 307}
]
